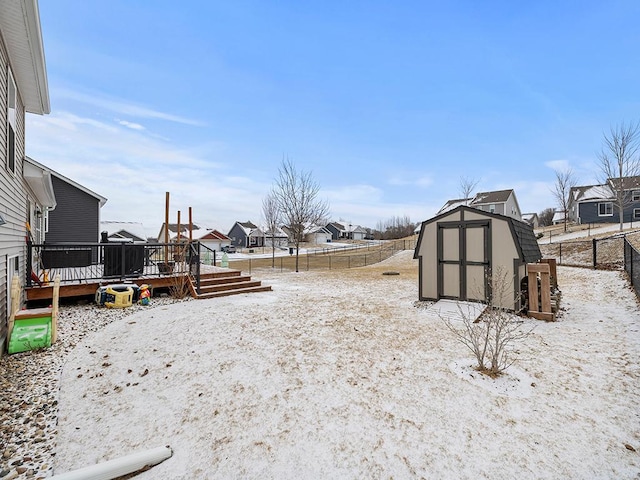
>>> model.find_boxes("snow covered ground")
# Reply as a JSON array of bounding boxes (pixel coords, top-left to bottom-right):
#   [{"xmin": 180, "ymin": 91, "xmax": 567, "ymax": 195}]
[{"xmin": 52, "ymin": 251, "xmax": 640, "ymax": 479}]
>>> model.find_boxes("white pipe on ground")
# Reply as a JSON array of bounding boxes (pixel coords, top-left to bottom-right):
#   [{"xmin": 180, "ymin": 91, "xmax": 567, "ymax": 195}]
[{"xmin": 50, "ymin": 445, "xmax": 172, "ymax": 480}]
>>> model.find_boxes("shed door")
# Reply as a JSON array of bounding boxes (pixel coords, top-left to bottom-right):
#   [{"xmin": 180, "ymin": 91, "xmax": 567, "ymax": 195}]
[{"xmin": 437, "ymin": 221, "xmax": 490, "ymax": 302}]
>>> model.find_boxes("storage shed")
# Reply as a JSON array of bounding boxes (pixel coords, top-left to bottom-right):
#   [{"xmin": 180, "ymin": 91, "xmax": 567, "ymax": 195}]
[{"xmin": 414, "ymin": 206, "xmax": 542, "ymax": 310}]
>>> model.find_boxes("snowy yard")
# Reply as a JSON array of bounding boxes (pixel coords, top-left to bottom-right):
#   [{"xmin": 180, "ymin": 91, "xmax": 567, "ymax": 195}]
[{"xmin": 53, "ymin": 251, "xmax": 640, "ymax": 479}]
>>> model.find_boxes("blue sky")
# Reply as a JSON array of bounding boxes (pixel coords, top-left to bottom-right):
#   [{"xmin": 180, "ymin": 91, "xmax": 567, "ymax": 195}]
[{"xmin": 26, "ymin": 1, "xmax": 640, "ymax": 236}]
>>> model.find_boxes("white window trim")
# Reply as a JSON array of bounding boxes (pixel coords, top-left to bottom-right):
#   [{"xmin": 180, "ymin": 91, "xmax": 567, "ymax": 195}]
[
  {"xmin": 634, "ymin": 208, "xmax": 640, "ymax": 219},
  {"xmin": 598, "ymin": 202, "xmax": 613, "ymax": 217},
  {"xmin": 633, "ymin": 190, "xmax": 640, "ymax": 202}
]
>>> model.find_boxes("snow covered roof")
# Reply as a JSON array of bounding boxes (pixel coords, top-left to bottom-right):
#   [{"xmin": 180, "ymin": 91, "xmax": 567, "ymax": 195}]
[
  {"xmin": 571, "ymin": 184, "xmax": 613, "ymax": 203},
  {"xmin": 437, "ymin": 198, "xmax": 471, "ymax": 214}
]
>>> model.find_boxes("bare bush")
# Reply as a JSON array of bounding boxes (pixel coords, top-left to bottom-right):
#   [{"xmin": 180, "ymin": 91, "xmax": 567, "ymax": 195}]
[
  {"xmin": 169, "ymin": 243, "xmax": 192, "ymax": 299},
  {"xmin": 440, "ymin": 268, "xmax": 533, "ymax": 376}
]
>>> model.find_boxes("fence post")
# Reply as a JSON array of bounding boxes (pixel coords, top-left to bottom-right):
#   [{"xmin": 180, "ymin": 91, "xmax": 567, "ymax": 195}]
[
  {"xmin": 559, "ymin": 243, "xmax": 562, "ymax": 265},
  {"xmin": 592, "ymin": 238, "xmax": 597, "ymax": 269}
]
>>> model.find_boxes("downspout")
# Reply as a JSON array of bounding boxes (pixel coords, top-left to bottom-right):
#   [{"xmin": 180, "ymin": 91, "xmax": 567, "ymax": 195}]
[{"xmin": 50, "ymin": 445, "xmax": 172, "ymax": 480}]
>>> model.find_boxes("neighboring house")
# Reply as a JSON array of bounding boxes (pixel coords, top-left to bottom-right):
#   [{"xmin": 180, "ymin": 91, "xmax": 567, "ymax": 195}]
[
  {"xmin": 414, "ymin": 205, "xmax": 541, "ymax": 310},
  {"xmin": 0, "ymin": 0, "xmax": 50, "ymax": 351},
  {"xmin": 521, "ymin": 213, "xmax": 539, "ymax": 228},
  {"xmin": 100, "ymin": 221, "xmax": 147, "ymax": 243},
  {"xmin": 438, "ymin": 189, "xmax": 522, "ymax": 221},
  {"xmin": 552, "ymin": 210, "xmax": 567, "ymax": 226},
  {"xmin": 36, "ymin": 161, "xmax": 107, "ymax": 243},
  {"xmin": 262, "ymin": 226, "xmax": 288, "ymax": 248},
  {"xmin": 228, "ymin": 221, "xmax": 264, "ymax": 249},
  {"xmin": 304, "ymin": 225, "xmax": 332, "ymax": 244},
  {"xmin": 569, "ymin": 177, "xmax": 640, "ymax": 224},
  {"xmin": 326, "ymin": 222, "xmax": 367, "ymax": 241},
  {"xmin": 196, "ymin": 229, "xmax": 231, "ymax": 252},
  {"xmin": 157, "ymin": 223, "xmax": 201, "ymax": 243}
]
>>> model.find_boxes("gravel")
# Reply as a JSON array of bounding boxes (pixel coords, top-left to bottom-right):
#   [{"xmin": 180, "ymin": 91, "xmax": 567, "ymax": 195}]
[{"xmin": 0, "ymin": 295, "xmax": 192, "ymax": 479}]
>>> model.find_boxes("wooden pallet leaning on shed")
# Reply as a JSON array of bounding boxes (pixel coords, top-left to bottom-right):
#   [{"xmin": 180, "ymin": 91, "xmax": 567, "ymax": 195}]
[{"xmin": 527, "ymin": 262, "xmax": 556, "ymax": 321}]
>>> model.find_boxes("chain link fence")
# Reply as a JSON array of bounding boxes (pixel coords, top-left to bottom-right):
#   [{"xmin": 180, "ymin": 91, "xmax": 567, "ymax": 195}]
[
  {"xmin": 227, "ymin": 238, "xmax": 417, "ymax": 274},
  {"xmin": 538, "ymin": 232, "xmax": 629, "ymax": 270},
  {"xmin": 624, "ymin": 237, "xmax": 640, "ymax": 299}
]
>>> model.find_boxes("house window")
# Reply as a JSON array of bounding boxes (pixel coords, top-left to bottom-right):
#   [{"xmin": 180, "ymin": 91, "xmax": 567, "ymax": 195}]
[
  {"xmin": 633, "ymin": 190, "xmax": 640, "ymax": 202},
  {"xmin": 489, "ymin": 204, "xmax": 496, "ymax": 213},
  {"xmin": 634, "ymin": 209, "xmax": 640, "ymax": 220},
  {"xmin": 7, "ymin": 68, "xmax": 16, "ymax": 173},
  {"xmin": 598, "ymin": 202, "xmax": 613, "ymax": 216}
]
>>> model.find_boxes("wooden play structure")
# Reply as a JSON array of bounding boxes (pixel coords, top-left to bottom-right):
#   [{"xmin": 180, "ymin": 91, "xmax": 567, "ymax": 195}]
[
  {"xmin": 526, "ymin": 258, "xmax": 558, "ymax": 321},
  {"xmin": 7, "ymin": 275, "xmax": 60, "ymax": 354}
]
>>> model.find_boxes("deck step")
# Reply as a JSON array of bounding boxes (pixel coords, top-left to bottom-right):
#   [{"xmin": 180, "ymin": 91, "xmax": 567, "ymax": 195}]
[
  {"xmin": 195, "ymin": 285, "xmax": 273, "ymax": 299},
  {"xmin": 189, "ymin": 271, "xmax": 271, "ymax": 299}
]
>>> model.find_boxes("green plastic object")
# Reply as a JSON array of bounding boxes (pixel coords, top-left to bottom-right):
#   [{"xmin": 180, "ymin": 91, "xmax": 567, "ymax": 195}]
[{"xmin": 8, "ymin": 315, "xmax": 52, "ymax": 354}]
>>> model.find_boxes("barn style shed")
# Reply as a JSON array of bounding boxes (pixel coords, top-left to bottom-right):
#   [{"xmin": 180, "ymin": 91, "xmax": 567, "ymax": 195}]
[{"xmin": 414, "ymin": 205, "xmax": 542, "ymax": 310}]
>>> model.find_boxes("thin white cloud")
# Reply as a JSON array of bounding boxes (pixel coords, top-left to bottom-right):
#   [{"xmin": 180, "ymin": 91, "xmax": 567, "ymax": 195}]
[
  {"xmin": 388, "ymin": 175, "xmax": 433, "ymax": 188},
  {"xmin": 53, "ymin": 87, "xmax": 206, "ymax": 126},
  {"xmin": 545, "ymin": 159, "xmax": 571, "ymax": 171},
  {"xmin": 118, "ymin": 119, "xmax": 145, "ymax": 131}
]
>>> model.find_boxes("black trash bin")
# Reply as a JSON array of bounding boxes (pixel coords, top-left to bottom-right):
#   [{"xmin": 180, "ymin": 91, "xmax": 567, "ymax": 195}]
[
  {"xmin": 289, "ymin": 247, "xmax": 294, "ymax": 255},
  {"xmin": 103, "ymin": 243, "xmax": 145, "ymax": 277}
]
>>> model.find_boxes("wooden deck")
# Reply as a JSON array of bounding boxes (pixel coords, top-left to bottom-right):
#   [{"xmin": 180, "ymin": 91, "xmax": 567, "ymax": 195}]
[{"xmin": 25, "ymin": 269, "xmax": 272, "ymax": 302}]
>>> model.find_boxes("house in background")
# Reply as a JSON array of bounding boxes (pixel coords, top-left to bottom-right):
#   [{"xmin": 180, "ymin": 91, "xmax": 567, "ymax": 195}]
[
  {"xmin": 262, "ymin": 226, "xmax": 289, "ymax": 248},
  {"xmin": 521, "ymin": 213, "xmax": 539, "ymax": 228},
  {"xmin": 552, "ymin": 210, "xmax": 567, "ymax": 226},
  {"xmin": 326, "ymin": 222, "xmax": 367, "ymax": 241},
  {"xmin": 100, "ymin": 221, "xmax": 147, "ymax": 243},
  {"xmin": 0, "ymin": 0, "xmax": 50, "ymax": 351},
  {"xmin": 228, "ymin": 221, "xmax": 264, "ymax": 249},
  {"xmin": 157, "ymin": 223, "xmax": 201, "ymax": 243},
  {"xmin": 196, "ymin": 229, "xmax": 231, "ymax": 252},
  {"xmin": 569, "ymin": 177, "xmax": 640, "ymax": 224},
  {"xmin": 438, "ymin": 189, "xmax": 522, "ymax": 221},
  {"xmin": 304, "ymin": 224, "xmax": 332, "ymax": 244}
]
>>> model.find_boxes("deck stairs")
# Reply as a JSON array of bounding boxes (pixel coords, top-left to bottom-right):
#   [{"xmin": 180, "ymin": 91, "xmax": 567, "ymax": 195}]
[{"xmin": 189, "ymin": 270, "xmax": 272, "ymax": 299}]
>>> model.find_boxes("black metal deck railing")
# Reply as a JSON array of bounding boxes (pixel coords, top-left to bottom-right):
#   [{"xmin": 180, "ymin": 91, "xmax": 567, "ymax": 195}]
[{"xmin": 26, "ymin": 240, "xmax": 202, "ymax": 287}]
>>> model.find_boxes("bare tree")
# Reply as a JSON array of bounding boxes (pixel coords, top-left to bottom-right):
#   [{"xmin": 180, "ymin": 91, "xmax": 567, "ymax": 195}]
[
  {"xmin": 551, "ymin": 168, "xmax": 577, "ymax": 232},
  {"xmin": 538, "ymin": 207, "xmax": 555, "ymax": 227},
  {"xmin": 597, "ymin": 121, "xmax": 640, "ymax": 231},
  {"xmin": 262, "ymin": 190, "xmax": 280, "ymax": 268},
  {"xmin": 440, "ymin": 267, "xmax": 533, "ymax": 376},
  {"xmin": 272, "ymin": 157, "xmax": 330, "ymax": 272},
  {"xmin": 460, "ymin": 176, "xmax": 479, "ymax": 204},
  {"xmin": 374, "ymin": 215, "xmax": 415, "ymax": 239}
]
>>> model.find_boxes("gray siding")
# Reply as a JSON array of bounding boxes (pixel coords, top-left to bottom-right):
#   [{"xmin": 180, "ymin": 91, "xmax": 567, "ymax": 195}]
[
  {"xmin": 228, "ymin": 223, "xmax": 247, "ymax": 248},
  {"xmin": 46, "ymin": 175, "xmax": 101, "ymax": 243},
  {"xmin": 0, "ymin": 35, "xmax": 28, "ymax": 348},
  {"xmin": 577, "ymin": 199, "xmax": 640, "ymax": 224}
]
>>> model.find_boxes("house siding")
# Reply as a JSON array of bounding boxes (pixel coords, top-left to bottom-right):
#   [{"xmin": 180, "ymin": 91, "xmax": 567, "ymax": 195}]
[
  {"xmin": 46, "ymin": 175, "xmax": 101, "ymax": 243},
  {"xmin": 228, "ymin": 223, "xmax": 247, "ymax": 248},
  {"xmin": 576, "ymin": 199, "xmax": 640, "ymax": 224},
  {"xmin": 325, "ymin": 224, "xmax": 341, "ymax": 240},
  {"xmin": 0, "ymin": 35, "xmax": 28, "ymax": 349}
]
